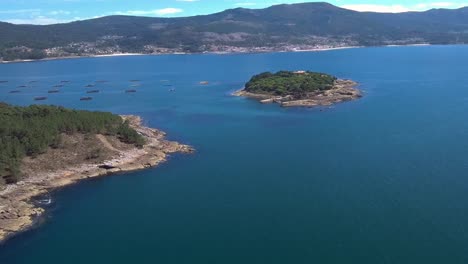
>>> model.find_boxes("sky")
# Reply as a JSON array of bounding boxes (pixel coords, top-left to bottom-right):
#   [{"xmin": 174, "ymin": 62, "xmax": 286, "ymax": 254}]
[{"xmin": 1, "ymin": 0, "xmax": 468, "ymax": 25}]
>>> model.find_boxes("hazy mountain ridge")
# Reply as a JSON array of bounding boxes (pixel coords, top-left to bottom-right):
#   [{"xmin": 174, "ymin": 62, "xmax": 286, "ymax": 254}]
[{"xmin": 1, "ymin": 2, "xmax": 468, "ymax": 61}]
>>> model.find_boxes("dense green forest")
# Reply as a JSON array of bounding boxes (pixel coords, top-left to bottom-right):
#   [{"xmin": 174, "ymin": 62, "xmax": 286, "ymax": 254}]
[
  {"xmin": 0, "ymin": 103, "xmax": 144, "ymax": 183},
  {"xmin": 2, "ymin": 2, "xmax": 468, "ymax": 60},
  {"xmin": 245, "ymin": 71, "xmax": 337, "ymax": 96}
]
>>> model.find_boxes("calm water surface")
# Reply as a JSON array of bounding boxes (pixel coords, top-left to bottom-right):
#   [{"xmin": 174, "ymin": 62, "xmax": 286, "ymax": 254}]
[{"xmin": 1, "ymin": 46, "xmax": 468, "ymax": 263}]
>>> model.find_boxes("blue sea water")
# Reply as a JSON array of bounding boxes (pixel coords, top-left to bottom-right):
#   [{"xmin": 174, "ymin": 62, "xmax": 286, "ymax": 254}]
[{"xmin": 1, "ymin": 46, "xmax": 468, "ymax": 263}]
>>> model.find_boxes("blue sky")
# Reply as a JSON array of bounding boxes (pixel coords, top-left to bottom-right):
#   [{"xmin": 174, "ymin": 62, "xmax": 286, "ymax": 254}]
[{"xmin": 1, "ymin": 0, "xmax": 468, "ymax": 25}]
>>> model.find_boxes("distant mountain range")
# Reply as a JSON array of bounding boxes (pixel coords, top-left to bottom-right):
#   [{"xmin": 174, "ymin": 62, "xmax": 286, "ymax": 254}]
[{"xmin": 2, "ymin": 2, "xmax": 468, "ymax": 61}]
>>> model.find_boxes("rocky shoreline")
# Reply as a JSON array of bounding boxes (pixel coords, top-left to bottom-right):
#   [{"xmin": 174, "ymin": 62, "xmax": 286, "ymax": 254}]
[
  {"xmin": 0, "ymin": 115, "xmax": 194, "ymax": 243},
  {"xmin": 233, "ymin": 79, "xmax": 362, "ymax": 107}
]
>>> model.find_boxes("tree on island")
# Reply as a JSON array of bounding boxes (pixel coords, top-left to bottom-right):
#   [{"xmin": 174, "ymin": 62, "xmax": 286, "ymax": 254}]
[{"xmin": 245, "ymin": 71, "xmax": 337, "ymax": 98}]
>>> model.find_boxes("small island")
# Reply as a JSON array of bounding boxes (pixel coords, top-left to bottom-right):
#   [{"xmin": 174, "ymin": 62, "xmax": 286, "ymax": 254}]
[
  {"xmin": 234, "ymin": 71, "xmax": 361, "ymax": 107},
  {"xmin": 0, "ymin": 103, "xmax": 194, "ymax": 242}
]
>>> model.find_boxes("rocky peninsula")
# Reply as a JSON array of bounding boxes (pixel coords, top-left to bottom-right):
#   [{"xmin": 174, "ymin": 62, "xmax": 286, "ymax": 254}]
[
  {"xmin": 234, "ymin": 71, "xmax": 361, "ymax": 107},
  {"xmin": 0, "ymin": 113, "xmax": 193, "ymax": 243}
]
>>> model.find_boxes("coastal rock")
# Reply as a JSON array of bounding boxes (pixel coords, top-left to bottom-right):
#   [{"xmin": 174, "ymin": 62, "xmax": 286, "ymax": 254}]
[
  {"xmin": 234, "ymin": 79, "xmax": 361, "ymax": 108},
  {"xmin": 0, "ymin": 115, "xmax": 193, "ymax": 243}
]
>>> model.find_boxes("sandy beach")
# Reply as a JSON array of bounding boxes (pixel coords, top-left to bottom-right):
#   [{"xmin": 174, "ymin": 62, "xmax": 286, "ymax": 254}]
[{"xmin": 0, "ymin": 44, "xmax": 444, "ymax": 64}]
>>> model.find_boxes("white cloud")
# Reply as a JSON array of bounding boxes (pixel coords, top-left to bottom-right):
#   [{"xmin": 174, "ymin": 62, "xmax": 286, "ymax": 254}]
[
  {"xmin": 3, "ymin": 16, "xmax": 68, "ymax": 25},
  {"xmin": 116, "ymin": 8, "xmax": 183, "ymax": 16},
  {"xmin": 341, "ymin": 2, "xmax": 468, "ymax": 13},
  {"xmin": 340, "ymin": 4, "xmax": 410, "ymax": 13},
  {"xmin": 0, "ymin": 9, "xmax": 41, "ymax": 14},
  {"xmin": 49, "ymin": 10, "xmax": 72, "ymax": 16}
]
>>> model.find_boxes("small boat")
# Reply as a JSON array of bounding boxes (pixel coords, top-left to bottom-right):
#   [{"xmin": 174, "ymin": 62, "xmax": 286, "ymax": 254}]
[
  {"xmin": 130, "ymin": 80, "xmax": 141, "ymax": 82},
  {"xmin": 17, "ymin": 85, "xmax": 27, "ymax": 88},
  {"xmin": 95, "ymin": 80, "xmax": 108, "ymax": 83},
  {"xmin": 48, "ymin": 89, "xmax": 60, "ymax": 93},
  {"xmin": 53, "ymin": 84, "xmax": 63, "ymax": 88},
  {"xmin": 169, "ymin": 88, "xmax": 176, "ymax": 92},
  {"xmin": 199, "ymin": 81, "xmax": 209, "ymax": 85},
  {"xmin": 37, "ymin": 197, "xmax": 52, "ymax": 205},
  {"xmin": 130, "ymin": 84, "xmax": 141, "ymax": 87},
  {"xmin": 35, "ymin": 193, "xmax": 52, "ymax": 206},
  {"xmin": 163, "ymin": 84, "xmax": 173, "ymax": 87},
  {"xmin": 85, "ymin": 84, "xmax": 95, "ymax": 88},
  {"xmin": 80, "ymin": 96, "xmax": 93, "ymax": 101},
  {"xmin": 0, "ymin": 81, "xmax": 8, "ymax": 83},
  {"xmin": 60, "ymin": 80, "xmax": 70, "ymax": 83},
  {"xmin": 125, "ymin": 89, "xmax": 137, "ymax": 93},
  {"xmin": 9, "ymin": 90, "xmax": 21, "ymax": 93},
  {"xmin": 86, "ymin": 90, "xmax": 100, "ymax": 94},
  {"xmin": 34, "ymin": 96, "xmax": 47, "ymax": 101},
  {"xmin": 41, "ymin": 198, "xmax": 52, "ymax": 205},
  {"xmin": 29, "ymin": 80, "xmax": 38, "ymax": 83}
]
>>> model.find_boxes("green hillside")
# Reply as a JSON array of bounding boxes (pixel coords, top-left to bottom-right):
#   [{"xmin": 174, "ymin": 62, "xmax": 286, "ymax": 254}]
[
  {"xmin": 0, "ymin": 103, "xmax": 144, "ymax": 183},
  {"xmin": 245, "ymin": 71, "xmax": 337, "ymax": 96},
  {"xmin": 2, "ymin": 2, "xmax": 468, "ymax": 60}
]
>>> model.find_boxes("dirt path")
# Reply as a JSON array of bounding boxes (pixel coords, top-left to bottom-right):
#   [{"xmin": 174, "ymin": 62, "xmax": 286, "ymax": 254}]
[
  {"xmin": 0, "ymin": 116, "xmax": 194, "ymax": 243},
  {"xmin": 95, "ymin": 134, "xmax": 120, "ymax": 152}
]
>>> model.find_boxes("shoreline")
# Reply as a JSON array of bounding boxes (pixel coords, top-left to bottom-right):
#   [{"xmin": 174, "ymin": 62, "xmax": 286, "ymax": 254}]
[
  {"xmin": 0, "ymin": 115, "xmax": 194, "ymax": 243},
  {"xmin": 0, "ymin": 53, "xmax": 149, "ymax": 64},
  {"xmin": 233, "ymin": 79, "xmax": 362, "ymax": 107},
  {"xmin": 0, "ymin": 43, "xmax": 443, "ymax": 65}
]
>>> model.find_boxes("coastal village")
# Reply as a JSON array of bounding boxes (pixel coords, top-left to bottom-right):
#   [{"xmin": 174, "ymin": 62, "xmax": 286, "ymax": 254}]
[{"xmin": 1, "ymin": 38, "xmax": 359, "ymax": 62}]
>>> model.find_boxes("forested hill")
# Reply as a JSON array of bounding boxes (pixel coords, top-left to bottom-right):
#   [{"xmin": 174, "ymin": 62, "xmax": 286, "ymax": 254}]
[
  {"xmin": 2, "ymin": 2, "xmax": 468, "ymax": 60},
  {"xmin": 245, "ymin": 71, "xmax": 337, "ymax": 96},
  {"xmin": 0, "ymin": 104, "xmax": 144, "ymax": 184}
]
